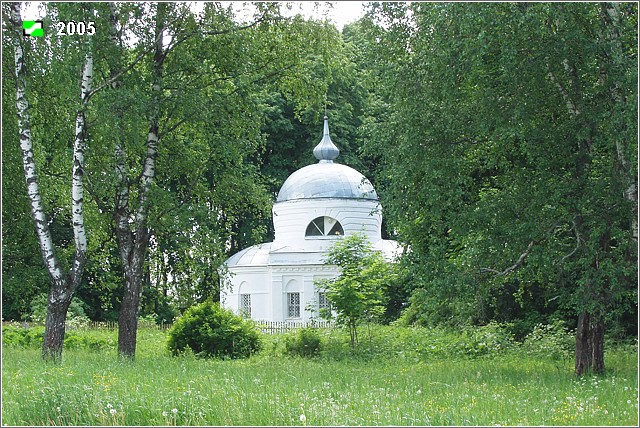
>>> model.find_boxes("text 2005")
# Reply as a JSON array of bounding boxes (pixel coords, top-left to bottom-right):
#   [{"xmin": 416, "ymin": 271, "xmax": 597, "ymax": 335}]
[{"xmin": 56, "ymin": 21, "xmax": 96, "ymax": 36}]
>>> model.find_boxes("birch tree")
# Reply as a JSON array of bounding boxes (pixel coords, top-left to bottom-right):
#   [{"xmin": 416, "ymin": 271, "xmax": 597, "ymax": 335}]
[
  {"xmin": 9, "ymin": 2, "xmax": 92, "ymax": 361},
  {"xmin": 113, "ymin": 1, "xmax": 166, "ymax": 358}
]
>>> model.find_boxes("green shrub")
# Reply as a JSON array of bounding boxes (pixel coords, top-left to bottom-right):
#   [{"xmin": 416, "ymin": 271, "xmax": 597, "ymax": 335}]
[
  {"xmin": 2, "ymin": 325, "xmax": 113, "ymax": 351},
  {"xmin": 456, "ymin": 322, "xmax": 515, "ymax": 357},
  {"xmin": 523, "ymin": 320, "xmax": 574, "ymax": 363},
  {"xmin": 63, "ymin": 331, "xmax": 111, "ymax": 351},
  {"xmin": 285, "ymin": 327, "xmax": 322, "ymax": 357},
  {"xmin": 166, "ymin": 301, "xmax": 261, "ymax": 359},
  {"xmin": 1, "ymin": 325, "xmax": 45, "ymax": 348},
  {"xmin": 2, "ymin": 325, "xmax": 29, "ymax": 348}
]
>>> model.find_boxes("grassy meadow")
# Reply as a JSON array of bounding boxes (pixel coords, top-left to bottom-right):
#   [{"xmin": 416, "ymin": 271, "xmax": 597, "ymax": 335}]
[{"xmin": 1, "ymin": 324, "xmax": 638, "ymax": 426}]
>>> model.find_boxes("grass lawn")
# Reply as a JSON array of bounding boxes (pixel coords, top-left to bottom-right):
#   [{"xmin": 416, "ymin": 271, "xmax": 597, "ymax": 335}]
[{"xmin": 1, "ymin": 326, "xmax": 638, "ymax": 426}]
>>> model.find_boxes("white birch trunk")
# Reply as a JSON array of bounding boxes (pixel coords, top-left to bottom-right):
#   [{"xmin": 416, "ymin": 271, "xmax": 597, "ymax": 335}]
[
  {"xmin": 12, "ymin": 2, "xmax": 64, "ymax": 284},
  {"xmin": 69, "ymin": 51, "xmax": 92, "ymax": 292},
  {"xmin": 135, "ymin": 129, "xmax": 158, "ymax": 227},
  {"xmin": 135, "ymin": 3, "xmax": 164, "ymax": 228},
  {"xmin": 600, "ymin": 2, "xmax": 638, "ymax": 242},
  {"xmin": 72, "ymin": 52, "xmax": 92, "ymax": 258}
]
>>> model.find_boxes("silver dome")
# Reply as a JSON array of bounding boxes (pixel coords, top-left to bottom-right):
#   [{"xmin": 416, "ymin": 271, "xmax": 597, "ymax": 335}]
[
  {"xmin": 276, "ymin": 163, "xmax": 378, "ymax": 202},
  {"xmin": 225, "ymin": 243, "xmax": 272, "ymax": 267}
]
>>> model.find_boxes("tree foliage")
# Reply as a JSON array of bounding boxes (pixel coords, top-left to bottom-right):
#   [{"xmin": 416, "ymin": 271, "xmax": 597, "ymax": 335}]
[
  {"xmin": 316, "ymin": 233, "xmax": 396, "ymax": 348},
  {"xmin": 360, "ymin": 2, "xmax": 637, "ymax": 374},
  {"xmin": 2, "ymin": 2, "xmax": 345, "ymax": 359},
  {"xmin": 2, "ymin": 2, "xmax": 635, "ymax": 373}
]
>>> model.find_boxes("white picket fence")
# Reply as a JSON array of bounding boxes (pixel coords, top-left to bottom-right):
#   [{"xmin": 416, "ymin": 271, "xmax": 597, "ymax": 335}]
[
  {"xmin": 254, "ymin": 320, "xmax": 335, "ymax": 334},
  {"xmin": 4, "ymin": 320, "xmax": 334, "ymax": 334},
  {"xmin": 2, "ymin": 320, "xmax": 171, "ymax": 331}
]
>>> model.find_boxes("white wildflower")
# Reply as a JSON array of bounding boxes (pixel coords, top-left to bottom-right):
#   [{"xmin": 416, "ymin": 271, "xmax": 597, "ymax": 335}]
[
  {"xmin": 172, "ymin": 408, "xmax": 178, "ymax": 414},
  {"xmin": 299, "ymin": 414, "xmax": 307, "ymax": 424},
  {"xmin": 110, "ymin": 408, "xmax": 117, "ymax": 415}
]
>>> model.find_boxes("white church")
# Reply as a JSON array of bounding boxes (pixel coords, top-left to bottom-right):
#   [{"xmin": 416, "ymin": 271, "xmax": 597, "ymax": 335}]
[{"xmin": 220, "ymin": 117, "xmax": 401, "ymax": 322}]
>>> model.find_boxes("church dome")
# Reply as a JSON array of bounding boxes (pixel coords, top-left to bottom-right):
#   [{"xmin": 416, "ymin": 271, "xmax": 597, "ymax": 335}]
[
  {"xmin": 276, "ymin": 163, "xmax": 377, "ymax": 202},
  {"xmin": 276, "ymin": 117, "xmax": 378, "ymax": 202}
]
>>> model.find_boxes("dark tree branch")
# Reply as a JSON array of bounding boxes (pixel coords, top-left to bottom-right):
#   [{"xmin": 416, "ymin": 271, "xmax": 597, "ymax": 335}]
[
  {"xmin": 479, "ymin": 240, "xmax": 537, "ymax": 276},
  {"xmin": 230, "ymin": 63, "xmax": 297, "ymax": 95},
  {"xmin": 559, "ymin": 219, "xmax": 582, "ymax": 264},
  {"xmin": 479, "ymin": 223, "xmax": 562, "ymax": 276},
  {"xmin": 165, "ymin": 6, "xmax": 280, "ymax": 54},
  {"xmin": 83, "ymin": 168, "xmax": 113, "ymax": 214},
  {"xmin": 158, "ymin": 117, "xmax": 188, "ymax": 139}
]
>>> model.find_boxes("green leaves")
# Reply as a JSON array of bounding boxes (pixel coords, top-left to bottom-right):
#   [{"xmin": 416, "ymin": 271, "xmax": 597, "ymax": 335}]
[
  {"xmin": 361, "ymin": 2, "xmax": 637, "ymax": 339},
  {"xmin": 167, "ymin": 301, "xmax": 261, "ymax": 359},
  {"xmin": 318, "ymin": 233, "xmax": 396, "ymax": 347}
]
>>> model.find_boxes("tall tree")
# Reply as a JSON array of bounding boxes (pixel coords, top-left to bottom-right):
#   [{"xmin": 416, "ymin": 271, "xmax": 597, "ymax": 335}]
[
  {"xmin": 7, "ymin": 2, "xmax": 93, "ymax": 361},
  {"xmin": 362, "ymin": 2, "xmax": 637, "ymax": 375},
  {"xmin": 73, "ymin": 2, "xmax": 340, "ymax": 358}
]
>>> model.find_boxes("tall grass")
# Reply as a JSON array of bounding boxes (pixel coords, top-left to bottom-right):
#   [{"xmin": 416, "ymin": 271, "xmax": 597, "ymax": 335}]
[{"xmin": 2, "ymin": 325, "xmax": 638, "ymax": 426}]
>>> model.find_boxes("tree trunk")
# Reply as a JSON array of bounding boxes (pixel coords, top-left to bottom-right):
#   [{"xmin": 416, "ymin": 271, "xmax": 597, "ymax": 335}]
[
  {"xmin": 116, "ymin": 2, "xmax": 165, "ymax": 359},
  {"xmin": 107, "ymin": 1, "xmax": 137, "ymax": 358},
  {"xmin": 575, "ymin": 311, "xmax": 605, "ymax": 376},
  {"xmin": 12, "ymin": 2, "xmax": 63, "ymax": 285},
  {"xmin": 118, "ymin": 267, "xmax": 141, "ymax": 357},
  {"xmin": 42, "ymin": 285, "xmax": 73, "ymax": 361},
  {"xmin": 117, "ymin": 234, "xmax": 149, "ymax": 357}
]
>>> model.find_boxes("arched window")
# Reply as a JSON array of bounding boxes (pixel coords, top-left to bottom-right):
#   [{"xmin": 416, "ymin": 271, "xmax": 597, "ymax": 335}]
[{"xmin": 305, "ymin": 216, "xmax": 343, "ymax": 237}]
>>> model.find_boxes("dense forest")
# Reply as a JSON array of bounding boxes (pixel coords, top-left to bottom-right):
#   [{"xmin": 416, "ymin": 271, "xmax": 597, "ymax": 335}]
[{"xmin": 2, "ymin": 2, "xmax": 637, "ymax": 370}]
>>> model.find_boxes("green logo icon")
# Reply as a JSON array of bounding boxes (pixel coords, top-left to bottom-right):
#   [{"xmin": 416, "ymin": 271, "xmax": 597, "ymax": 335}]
[{"xmin": 23, "ymin": 20, "xmax": 44, "ymax": 37}]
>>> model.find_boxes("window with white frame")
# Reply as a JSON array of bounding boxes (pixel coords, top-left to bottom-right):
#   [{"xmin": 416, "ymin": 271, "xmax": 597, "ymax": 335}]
[
  {"xmin": 305, "ymin": 216, "xmax": 343, "ymax": 237},
  {"xmin": 287, "ymin": 292, "xmax": 301, "ymax": 318},
  {"xmin": 240, "ymin": 294, "xmax": 251, "ymax": 318},
  {"xmin": 318, "ymin": 292, "xmax": 330, "ymax": 313}
]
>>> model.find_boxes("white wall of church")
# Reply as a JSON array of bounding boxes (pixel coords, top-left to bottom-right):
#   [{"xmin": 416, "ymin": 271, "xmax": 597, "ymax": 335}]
[
  {"xmin": 273, "ymin": 198, "xmax": 382, "ymax": 246},
  {"xmin": 224, "ymin": 264, "xmax": 340, "ymax": 322},
  {"xmin": 222, "ymin": 267, "xmax": 270, "ymax": 319}
]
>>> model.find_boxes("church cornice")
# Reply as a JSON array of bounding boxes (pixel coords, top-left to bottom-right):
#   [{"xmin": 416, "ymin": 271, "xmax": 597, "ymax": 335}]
[{"xmin": 271, "ymin": 265, "xmax": 337, "ymax": 273}]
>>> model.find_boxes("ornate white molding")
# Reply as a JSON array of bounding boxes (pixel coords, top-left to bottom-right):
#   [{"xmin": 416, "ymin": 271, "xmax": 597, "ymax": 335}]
[{"xmin": 271, "ymin": 265, "xmax": 337, "ymax": 273}]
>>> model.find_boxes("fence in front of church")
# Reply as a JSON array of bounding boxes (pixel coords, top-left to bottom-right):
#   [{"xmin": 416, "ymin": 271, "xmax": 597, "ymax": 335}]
[
  {"xmin": 255, "ymin": 320, "xmax": 335, "ymax": 334},
  {"xmin": 4, "ymin": 319, "xmax": 335, "ymax": 334}
]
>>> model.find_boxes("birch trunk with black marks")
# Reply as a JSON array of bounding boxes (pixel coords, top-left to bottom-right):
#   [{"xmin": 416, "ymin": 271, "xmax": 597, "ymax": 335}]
[
  {"xmin": 105, "ymin": 1, "xmax": 136, "ymax": 357},
  {"xmin": 11, "ymin": 2, "xmax": 91, "ymax": 361},
  {"xmin": 117, "ymin": 2, "xmax": 165, "ymax": 358},
  {"xmin": 599, "ymin": 3, "xmax": 638, "ymax": 243}
]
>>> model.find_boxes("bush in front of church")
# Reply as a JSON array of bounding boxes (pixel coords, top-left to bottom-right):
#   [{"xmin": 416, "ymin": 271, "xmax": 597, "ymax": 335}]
[
  {"xmin": 285, "ymin": 326, "xmax": 322, "ymax": 357},
  {"xmin": 167, "ymin": 301, "xmax": 261, "ymax": 359}
]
